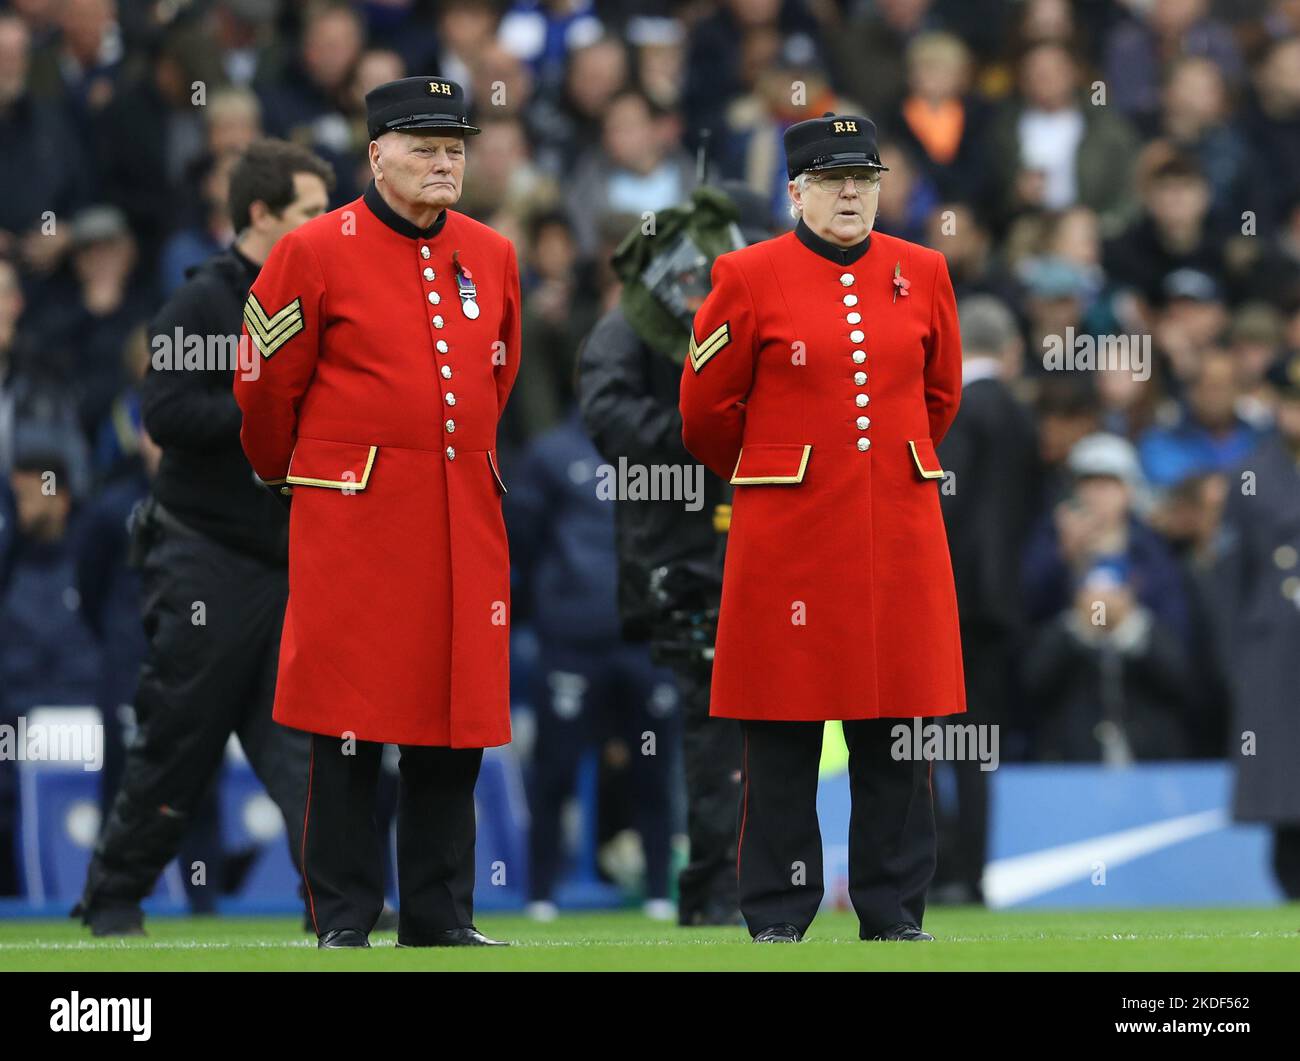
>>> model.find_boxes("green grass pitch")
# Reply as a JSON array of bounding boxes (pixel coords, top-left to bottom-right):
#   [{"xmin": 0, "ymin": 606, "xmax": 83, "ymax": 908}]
[{"xmin": 2, "ymin": 906, "xmax": 1298, "ymax": 971}]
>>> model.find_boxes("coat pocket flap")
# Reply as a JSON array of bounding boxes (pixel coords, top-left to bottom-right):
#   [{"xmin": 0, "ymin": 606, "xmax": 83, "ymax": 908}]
[
  {"xmin": 908, "ymin": 439, "xmax": 944, "ymax": 480},
  {"xmin": 287, "ymin": 438, "xmax": 378, "ymax": 490},
  {"xmin": 730, "ymin": 443, "xmax": 812, "ymax": 485}
]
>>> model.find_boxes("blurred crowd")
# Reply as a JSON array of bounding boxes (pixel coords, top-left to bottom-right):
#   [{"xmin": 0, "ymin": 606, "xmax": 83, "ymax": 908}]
[{"xmin": 3, "ymin": 0, "xmax": 1300, "ymax": 897}]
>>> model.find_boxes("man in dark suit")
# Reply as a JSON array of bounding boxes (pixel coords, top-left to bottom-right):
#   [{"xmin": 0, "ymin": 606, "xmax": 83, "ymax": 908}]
[
  {"xmin": 935, "ymin": 294, "xmax": 1036, "ymax": 903},
  {"xmin": 1215, "ymin": 351, "xmax": 1300, "ymax": 898}
]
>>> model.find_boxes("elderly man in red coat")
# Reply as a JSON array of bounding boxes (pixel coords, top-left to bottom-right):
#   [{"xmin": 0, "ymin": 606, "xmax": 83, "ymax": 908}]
[
  {"xmin": 679, "ymin": 113, "xmax": 965, "ymax": 943},
  {"xmin": 234, "ymin": 78, "xmax": 519, "ymax": 948}
]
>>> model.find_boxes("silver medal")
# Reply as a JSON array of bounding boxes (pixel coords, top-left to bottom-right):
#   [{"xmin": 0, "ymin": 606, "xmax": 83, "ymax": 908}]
[{"xmin": 462, "ymin": 299, "xmax": 480, "ymax": 319}]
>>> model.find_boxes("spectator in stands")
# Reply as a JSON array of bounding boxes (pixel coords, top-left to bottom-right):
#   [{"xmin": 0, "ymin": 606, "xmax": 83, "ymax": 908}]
[
  {"xmin": 889, "ymin": 31, "xmax": 991, "ymax": 209},
  {"xmin": 1024, "ymin": 557, "xmax": 1197, "ymax": 762},
  {"xmin": 0, "ymin": 13, "xmax": 87, "ymax": 278},
  {"xmin": 829, "ymin": 0, "xmax": 938, "ymax": 121},
  {"xmin": 159, "ymin": 150, "xmax": 238, "ymax": 296},
  {"xmin": 506, "ymin": 210, "xmax": 600, "ymax": 445},
  {"xmin": 456, "ymin": 114, "xmax": 557, "ymax": 222},
  {"xmin": 1139, "ymin": 348, "xmax": 1264, "ymax": 487},
  {"xmin": 499, "ymin": 0, "xmax": 604, "ymax": 95},
  {"xmin": 565, "ymin": 88, "xmax": 694, "ymax": 259},
  {"xmin": 1023, "ymin": 431, "xmax": 1192, "ymax": 648},
  {"xmin": 873, "ymin": 139, "xmax": 940, "ymax": 244},
  {"xmin": 1160, "ymin": 57, "xmax": 1249, "ymax": 229},
  {"xmin": 256, "ymin": 1, "xmax": 363, "ymax": 156},
  {"xmin": 525, "ymin": 33, "xmax": 626, "ymax": 178},
  {"xmin": 26, "ymin": 0, "xmax": 125, "ymax": 134},
  {"xmin": 1103, "ymin": 0, "xmax": 1243, "ymax": 133},
  {"xmin": 93, "ymin": 25, "xmax": 224, "ymax": 263},
  {"xmin": 23, "ymin": 205, "xmax": 155, "ymax": 442},
  {"xmin": 1227, "ymin": 301, "xmax": 1288, "ymax": 430},
  {"xmin": 432, "ymin": 0, "xmax": 498, "ymax": 103},
  {"xmin": 0, "ymin": 443, "xmax": 99, "ymax": 717},
  {"xmin": 1104, "ymin": 154, "xmax": 1224, "ymax": 307},
  {"xmin": 211, "ymin": 0, "xmax": 288, "ymax": 90},
  {"xmin": 987, "ymin": 41, "xmax": 1140, "ymax": 233},
  {"xmin": 1241, "ymin": 34, "xmax": 1300, "ymax": 232}
]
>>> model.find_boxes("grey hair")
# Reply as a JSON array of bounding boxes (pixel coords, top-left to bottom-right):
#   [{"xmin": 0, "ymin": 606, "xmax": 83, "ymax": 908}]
[
  {"xmin": 788, "ymin": 172, "xmax": 812, "ymax": 220},
  {"xmin": 958, "ymin": 295, "xmax": 1019, "ymax": 356}
]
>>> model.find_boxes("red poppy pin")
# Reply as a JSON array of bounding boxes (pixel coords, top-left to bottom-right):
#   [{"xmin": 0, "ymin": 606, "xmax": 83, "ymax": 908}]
[{"xmin": 892, "ymin": 261, "xmax": 910, "ymax": 303}]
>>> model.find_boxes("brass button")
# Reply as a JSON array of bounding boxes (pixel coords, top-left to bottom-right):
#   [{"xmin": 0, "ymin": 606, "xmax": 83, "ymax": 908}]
[
  {"xmin": 423, "ymin": 267, "xmax": 435, "ymax": 281},
  {"xmin": 446, "ymin": 446, "xmax": 456, "ymax": 460},
  {"xmin": 852, "ymin": 350, "xmax": 866, "ymax": 364},
  {"xmin": 843, "ymin": 294, "xmax": 858, "ymax": 306},
  {"xmin": 445, "ymin": 419, "xmax": 456, "ymax": 432},
  {"xmin": 436, "ymin": 340, "xmax": 449, "ymax": 353},
  {"xmin": 855, "ymin": 394, "xmax": 869, "ymax": 407},
  {"xmin": 840, "ymin": 273, "xmax": 855, "ymax": 286},
  {"xmin": 856, "ymin": 416, "xmax": 870, "ymax": 429},
  {"xmin": 441, "ymin": 365, "xmax": 452, "ymax": 379},
  {"xmin": 854, "ymin": 371, "xmax": 867, "ymax": 385},
  {"xmin": 445, "ymin": 392, "xmax": 456, "ymax": 406},
  {"xmin": 420, "ymin": 246, "xmax": 431, "ymax": 259},
  {"xmin": 847, "ymin": 312, "xmax": 861, "ymax": 324},
  {"xmin": 857, "ymin": 437, "xmax": 871, "ymax": 451},
  {"xmin": 850, "ymin": 329, "xmax": 865, "ymax": 343}
]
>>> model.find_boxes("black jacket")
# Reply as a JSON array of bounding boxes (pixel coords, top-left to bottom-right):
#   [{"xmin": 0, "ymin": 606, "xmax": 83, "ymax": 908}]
[
  {"xmin": 141, "ymin": 248, "xmax": 288, "ymax": 566},
  {"xmin": 938, "ymin": 374, "xmax": 1037, "ymax": 638},
  {"xmin": 577, "ymin": 305, "xmax": 728, "ymax": 640}
]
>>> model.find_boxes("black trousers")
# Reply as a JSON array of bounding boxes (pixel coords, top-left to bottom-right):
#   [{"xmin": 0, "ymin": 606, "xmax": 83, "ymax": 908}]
[
  {"xmin": 737, "ymin": 718, "xmax": 936, "ymax": 938},
  {"xmin": 671, "ymin": 660, "xmax": 742, "ymax": 923},
  {"xmin": 303, "ymin": 733, "xmax": 483, "ymax": 943},
  {"xmin": 80, "ymin": 510, "xmax": 308, "ymax": 911},
  {"xmin": 1273, "ymin": 824, "xmax": 1300, "ymax": 899},
  {"xmin": 934, "ymin": 629, "xmax": 1006, "ymax": 898}
]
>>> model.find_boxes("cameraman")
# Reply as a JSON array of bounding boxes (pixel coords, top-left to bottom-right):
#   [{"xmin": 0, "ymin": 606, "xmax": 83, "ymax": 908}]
[{"xmin": 577, "ymin": 184, "xmax": 772, "ymax": 925}]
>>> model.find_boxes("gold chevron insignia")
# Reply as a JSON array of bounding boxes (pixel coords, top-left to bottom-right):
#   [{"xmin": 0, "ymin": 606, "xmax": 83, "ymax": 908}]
[
  {"xmin": 244, "ymin": 293, "xmax": 304, "ymax": 358},
  {"xmin": 689, "ymin": 321, "xmax": 730, "ymax": 372}
]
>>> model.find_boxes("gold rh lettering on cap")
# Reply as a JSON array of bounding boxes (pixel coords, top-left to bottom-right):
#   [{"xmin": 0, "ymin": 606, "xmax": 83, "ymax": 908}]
[{"xmin": 428, "ymin": 81, "xmax": 452, "ymax": 95}]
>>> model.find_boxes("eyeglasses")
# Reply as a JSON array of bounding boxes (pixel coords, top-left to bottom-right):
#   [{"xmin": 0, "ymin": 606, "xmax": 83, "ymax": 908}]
[{"xmin": 806, "ymin": 170, "xmax": 882, "ymax": 193}]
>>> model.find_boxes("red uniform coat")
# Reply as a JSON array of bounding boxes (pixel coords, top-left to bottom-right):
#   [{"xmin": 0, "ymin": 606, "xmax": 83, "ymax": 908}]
[
  {"xmin": 234, "ymin": 187, "xmax": 519, "ymax": 747},
  {"xmin": 679, "ymin": 226, "xmax": 966, "ymax": 721}
]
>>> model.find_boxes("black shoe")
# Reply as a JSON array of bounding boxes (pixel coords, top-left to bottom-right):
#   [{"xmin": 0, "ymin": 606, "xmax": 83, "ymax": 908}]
[
  {"xmin": 318, "ymin": 928, "xmax": 370, "ymax": 948},
  {"xmin": 397, "ymin": 925, "xmax": 509, "ymax": 947},
  {"xmin": 867, "ymin": 922, "xmax": 934, "ymax": 941},
  {"xmin": 753, "ymin": 923, "xmax": 803, "ymax": 942},
  {"xmin": 74, "ymin": 901, "xmax": 146, "ymax": 938}
]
